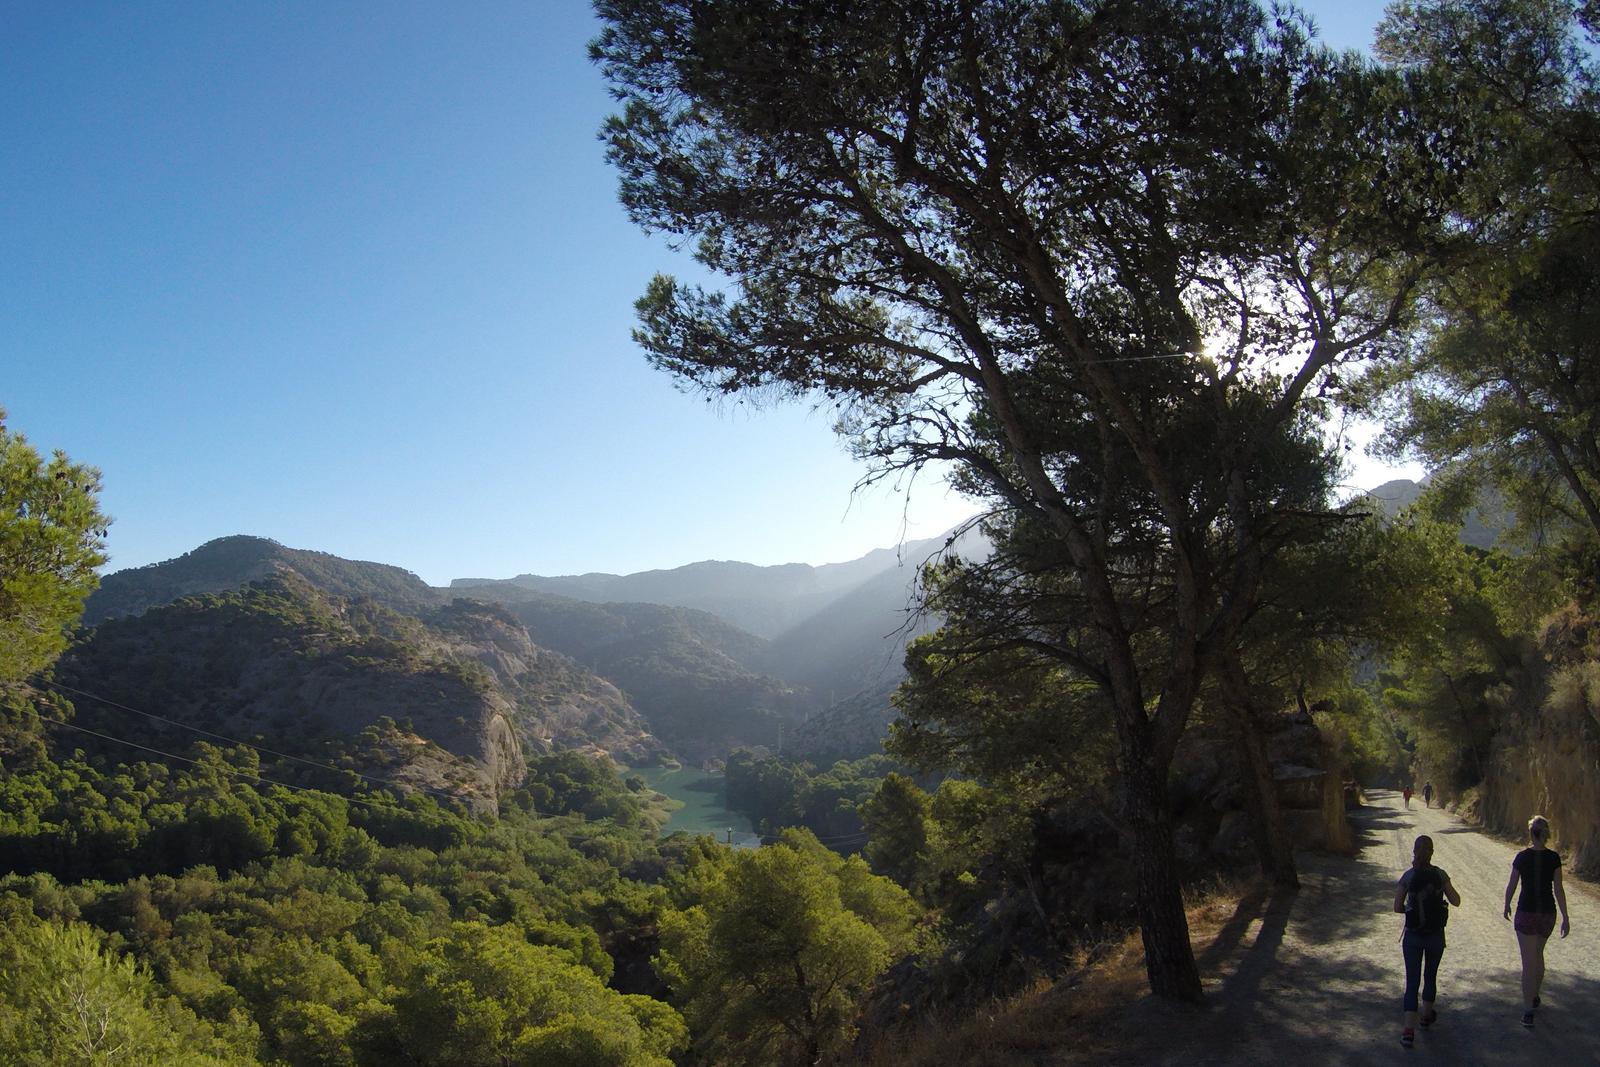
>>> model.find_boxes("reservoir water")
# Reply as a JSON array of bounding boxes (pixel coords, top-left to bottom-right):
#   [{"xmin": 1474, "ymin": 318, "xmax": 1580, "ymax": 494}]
[{"xmin": 632, "ymin": 765, "xmax": 762, "ymax": 848}]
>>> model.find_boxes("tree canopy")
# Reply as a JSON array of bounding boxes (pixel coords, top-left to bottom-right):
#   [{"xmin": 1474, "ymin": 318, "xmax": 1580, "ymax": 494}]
[
  {"xmin": 1366, "ymin": 0, "xmax": 1600, "ymax": 558},
  {"xmin": 0, "ymin": 410, "xmax": 108, "ymax": 686},
  {"xmin": 655, "ymin": 828, "xmax": 916, "ymax": 1065}
]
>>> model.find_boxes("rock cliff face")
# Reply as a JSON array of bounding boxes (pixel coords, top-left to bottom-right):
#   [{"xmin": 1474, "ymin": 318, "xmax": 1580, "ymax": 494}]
[
  {"xmin": 1474, "ymin": 605, "xmax": 1600, "ymax": 876},
  {"xmin": 424, "ymin": 598, "xmax": 663, "ymax": 764}
]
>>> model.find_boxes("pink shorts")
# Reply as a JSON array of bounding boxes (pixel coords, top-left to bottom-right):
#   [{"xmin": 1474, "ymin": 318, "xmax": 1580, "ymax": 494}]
[{"xmin": 1514, "ymin": 912, "xmax": 1556, "ymax": 937}]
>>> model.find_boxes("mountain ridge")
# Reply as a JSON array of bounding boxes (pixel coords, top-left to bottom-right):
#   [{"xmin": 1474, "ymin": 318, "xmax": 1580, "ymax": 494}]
[
  {"xmin": 86, "ymin": 535, "xmax": 443, "ymax": 626},
  {"xmin": 450, "ymin": 532, "xmax": 957, "ymax": 640},
  {"xmin": 82, "ymin": 527, "xmax": 983, "ymax": 765}
]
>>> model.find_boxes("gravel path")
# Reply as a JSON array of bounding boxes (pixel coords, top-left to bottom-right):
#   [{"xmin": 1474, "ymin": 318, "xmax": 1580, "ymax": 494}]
[{"xmin": 1107, "ymin": 790, "xmax": 1600, "ymax": 1065}]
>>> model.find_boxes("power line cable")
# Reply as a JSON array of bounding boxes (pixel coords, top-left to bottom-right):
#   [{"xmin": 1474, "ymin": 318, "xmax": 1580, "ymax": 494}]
[
  {"xmin": 38, "ymin": 680, "xmax": 594, "ymax": 818},
  {"xmin": 38, "ymin": 716, "xmax": 441, "ymax": 818},
  {"xmin": 43, "ymin": 713, "xmax": 875, "ymax": 848},
  {"xmin": 44, "ymin": 679, "xmax": 492, "ymax": 808},
  {"xmin": 40, "ymin": 682, "xmax": 881, "ymax": 849}
]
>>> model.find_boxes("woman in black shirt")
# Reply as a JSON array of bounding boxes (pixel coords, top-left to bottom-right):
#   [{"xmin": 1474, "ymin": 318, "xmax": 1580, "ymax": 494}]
[{"xmin": 1502, "ymin": 814, "xmax": 1571, "ymax": 1027}]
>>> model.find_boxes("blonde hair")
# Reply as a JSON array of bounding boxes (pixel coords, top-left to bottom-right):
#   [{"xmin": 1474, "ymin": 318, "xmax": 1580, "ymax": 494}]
[{"xmin": 1528, "ymin": 815, "xmax": 1551, "ymax": 844}]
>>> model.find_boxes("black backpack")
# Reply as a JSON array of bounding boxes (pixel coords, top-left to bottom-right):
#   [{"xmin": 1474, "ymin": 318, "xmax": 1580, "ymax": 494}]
[{"xmin": 1405, "ymin": 867, "xmax": 1450, "ymax": 933}]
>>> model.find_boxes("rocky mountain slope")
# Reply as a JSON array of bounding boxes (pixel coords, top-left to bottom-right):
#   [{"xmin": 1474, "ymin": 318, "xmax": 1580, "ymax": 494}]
[
  {"xmin": 62, "ymin": 572, "xmax": 664, "ymax": 811},
  {"xmin": 433, "ymin": 585, "xmax": 804, "ymax": 762}
]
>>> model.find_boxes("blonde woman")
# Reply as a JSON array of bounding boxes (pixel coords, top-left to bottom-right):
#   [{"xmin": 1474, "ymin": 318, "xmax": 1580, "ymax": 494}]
[{"xmin": 1503, "ymin": 815, "xmax": 1571, "ymax": 1028}]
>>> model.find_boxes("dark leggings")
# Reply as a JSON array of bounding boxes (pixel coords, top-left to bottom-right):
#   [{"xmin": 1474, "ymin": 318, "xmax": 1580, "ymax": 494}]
[{"xmin": 1402, "ymin": 929, "xmax": 1446, "ymax": 1011}]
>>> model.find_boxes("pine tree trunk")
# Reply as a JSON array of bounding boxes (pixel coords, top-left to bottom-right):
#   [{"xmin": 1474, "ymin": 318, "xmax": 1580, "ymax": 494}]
[
  {"xmin": 1222, "ymin": 656, "xmax": 1300, "ymax": 889},
  {"xmin": 1122, "ymin": 747, "xmax": 1204, "ymax": 1003},
  {"xmin": 1236, "ymin": 709, "xmax": 1300, "ymax": 889}
]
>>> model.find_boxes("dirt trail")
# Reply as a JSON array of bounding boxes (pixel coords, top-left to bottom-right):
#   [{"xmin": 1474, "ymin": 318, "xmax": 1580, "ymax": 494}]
[{"xmin": 1101, "ymin": 790, "xmax": 1600, "ymax": 1065}]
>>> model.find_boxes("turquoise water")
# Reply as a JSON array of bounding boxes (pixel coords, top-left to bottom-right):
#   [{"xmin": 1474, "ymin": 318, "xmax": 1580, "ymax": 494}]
[{"xmin": 632, "ymin": 765, "xmax": 761, "ymax": 848}]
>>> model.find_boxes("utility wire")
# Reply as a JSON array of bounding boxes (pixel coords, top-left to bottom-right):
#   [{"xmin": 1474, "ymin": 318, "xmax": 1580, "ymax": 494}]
[
  {"xmin": 1081, "ymin": 349, "xmax": 1200, "ymax": 365},
  {"xmin": 43, "ymin": 679, "xmax": 478, "ymax": 807},
  {"xmin": 39, "ymin": 682, "xmax": 877, "ymax": 848},
  {"xmin": 39, "ymin": 716, "xmax": 439, "ymax": 818}
]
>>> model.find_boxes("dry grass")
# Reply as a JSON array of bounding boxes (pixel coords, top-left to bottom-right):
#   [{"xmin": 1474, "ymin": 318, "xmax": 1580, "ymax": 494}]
[{"xmin": 847, "ymin": 878, "xmax": 1255, "ymax": 1067}]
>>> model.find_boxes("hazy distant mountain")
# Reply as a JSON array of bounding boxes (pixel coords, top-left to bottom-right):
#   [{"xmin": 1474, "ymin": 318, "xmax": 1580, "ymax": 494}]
[
  {"xmin": 761, "ymin": 556, "xmax": 935, "ymax": 703},
  {"xmin": 455, "ymin": 562, "xmax": 821, "ymax": 639},
  {"xmin": 783, "ymin": 681, "xmax": 905, "ymax": 765},
  {"xmin": 452, "ymin": 533, "xmax": 955, "ymax": 640},
  {"xmin": 765, "ymin": 528, "xmax": 987, "ymax": 760},
  {"xmin": 61, "ymin": 573, "xmax": 664, "ymax": 811},
  {"xmin": 1359, "ymin": 479, "xmax": 1426, "ymax": 515},
  {"xmin": 453, "ymin": 528, "xmax": 984, "ymax": 761},
  {"xmin": 1357, "ymin": 477, "xmax": 1506, "ymax": 550},
  {"xmin": 86, "ymin": 535, "xmax": 442, "ymax": 626},
  {"xmin": 441, "ymin": 585, "xmax": 804, "ymax": 762}
]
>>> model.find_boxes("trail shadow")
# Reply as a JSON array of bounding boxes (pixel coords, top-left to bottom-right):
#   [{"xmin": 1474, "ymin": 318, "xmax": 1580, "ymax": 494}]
[
  {"xmin": 1356, "ymin": 808, "xmax": 1411, "ymax": 833},
  {"xmin": 1282, "ymin": 805, "xmax": 1412, "ymax": 945},
  {"xmin": 1127, "ymin": 914, "xmax": 1396, "ymax": 1066},
  {"xmin": 1398, "ymin": 970, "xmax": 1600, "ymax": 1065},
  {"xmin": 1196, "ymin": 884, "xmax": 1277, "ymax": 969},
  {"xmin": 1198, "ymin": 803, "xmax": 1407, "ymax": 983},
  {"xmin": 1206, "ymin": 886, "xmax": 1293, "ymax": 1003}
]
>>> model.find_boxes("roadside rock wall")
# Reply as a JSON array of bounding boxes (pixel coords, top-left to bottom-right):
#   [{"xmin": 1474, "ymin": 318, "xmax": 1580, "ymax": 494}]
[{"xmin": 1477, "ymin": 606, "xmax": 1600, "ymax": 877}]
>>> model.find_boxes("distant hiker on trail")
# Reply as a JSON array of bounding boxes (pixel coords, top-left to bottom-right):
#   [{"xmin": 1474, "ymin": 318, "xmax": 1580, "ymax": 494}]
[
  {"xmin": 1504, "ymin": 814, "xmax": 1571, "ymax": 1029},
  {"xmin": 1394, "ymin": 834, "xmax": 1461, "ymax": 1048},
  {"xmin": 1422, "ymin": 782, "xmax": 1433, "ymax": 808},
  {"xmin": 1403, "ymin": 786, "xmax": 1413, "ymax": 808}
]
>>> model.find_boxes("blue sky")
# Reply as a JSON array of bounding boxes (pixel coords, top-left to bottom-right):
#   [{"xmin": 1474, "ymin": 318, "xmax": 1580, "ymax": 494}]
[{"xmin": 3, "ymin": 0, "xmax": 1410, "ymax": 586}]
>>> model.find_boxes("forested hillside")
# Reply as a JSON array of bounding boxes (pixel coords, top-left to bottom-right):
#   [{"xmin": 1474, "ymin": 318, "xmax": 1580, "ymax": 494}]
[
  {"xmin": 88, "ymin": 529, "xmax": 949, "ymax": 766},
  {"xmin": 59, "ymin": 574, "xmax": 665, "ymax": 809},
  {"xmin": 86, "ymin": 536, "xmax": 445, "ymax": 626}
]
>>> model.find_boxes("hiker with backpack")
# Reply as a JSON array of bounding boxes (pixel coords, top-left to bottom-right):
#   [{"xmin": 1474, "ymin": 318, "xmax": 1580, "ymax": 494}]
[
  {"xmin": 1503, "ymin": 814, "xmax": 1571, "ymax": 1028},
  {"xmin": 1393, "ymin": 834, "xmax": 1462, "ymax": 1048}
]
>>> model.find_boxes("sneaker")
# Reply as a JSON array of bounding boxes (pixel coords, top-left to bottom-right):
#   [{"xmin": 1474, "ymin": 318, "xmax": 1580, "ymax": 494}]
[
  {"xmin": 1421, "ymin": 1009, "xmax": 1437, "ymax": 1028},
  {"xmin": 1522, "ymin": 1011, "xmax": 1535, "ymax": 1029},
  {"xmin": 1402, "ymin": 1028, "xmax": 1415, "ymax": 1048}
]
